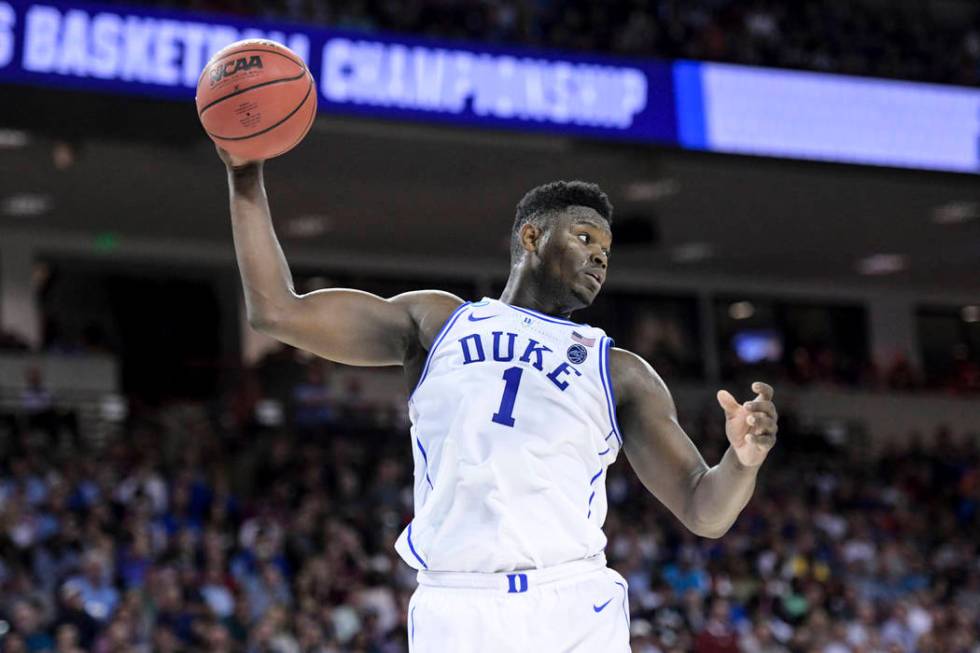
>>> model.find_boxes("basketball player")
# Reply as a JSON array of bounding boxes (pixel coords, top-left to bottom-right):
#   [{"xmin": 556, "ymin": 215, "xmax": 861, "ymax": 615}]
[{"xmin": 218, "ymin": 147, "xmax": 778, "ymax": 652}]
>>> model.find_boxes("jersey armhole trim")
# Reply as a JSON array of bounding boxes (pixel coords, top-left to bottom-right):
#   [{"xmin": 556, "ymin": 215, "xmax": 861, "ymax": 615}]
[
  {"xmin": 408, "ymin": 301, "xmax": 471, "ymax": 402},
  {"xmin": 599, "ymin": 336, "xmax": 623, "ymax": 447},
  {"xmin": 407, "ymin": 522, "xmax": 428, "ymax": 569}
]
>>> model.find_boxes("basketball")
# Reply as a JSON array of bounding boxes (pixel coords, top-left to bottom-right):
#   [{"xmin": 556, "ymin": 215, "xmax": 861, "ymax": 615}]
[{"xmin": 196, "ymin": 39, "xmax": 317, "ymax": 161}]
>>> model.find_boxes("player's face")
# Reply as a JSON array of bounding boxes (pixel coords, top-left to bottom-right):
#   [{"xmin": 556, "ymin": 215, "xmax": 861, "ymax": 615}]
[{"xmin": 540, "ymin": 207, "xmax": 611, "ymax": 310}]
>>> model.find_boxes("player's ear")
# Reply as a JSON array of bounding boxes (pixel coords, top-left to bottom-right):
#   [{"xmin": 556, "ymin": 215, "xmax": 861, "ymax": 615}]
[{"xmin": 519, "ymin": 222, "xmax": 541, "ymax": 254}]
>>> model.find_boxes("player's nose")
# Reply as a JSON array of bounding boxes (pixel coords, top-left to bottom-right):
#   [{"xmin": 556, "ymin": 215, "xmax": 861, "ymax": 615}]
[{"xmin": 590, "ymin": 250, "xmax": 607, "ymax": 269}]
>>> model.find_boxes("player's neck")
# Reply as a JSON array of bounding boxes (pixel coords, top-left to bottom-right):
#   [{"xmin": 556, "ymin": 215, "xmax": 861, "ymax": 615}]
[{"xmin": 498, "ymin": 273, "xmax": 572, "ymax": 320}]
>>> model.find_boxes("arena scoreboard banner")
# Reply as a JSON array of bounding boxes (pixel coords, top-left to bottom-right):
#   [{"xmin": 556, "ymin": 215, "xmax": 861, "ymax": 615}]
[{"xmin": 1, "ymin": 0, "xmax": 979, "ymax": 174}]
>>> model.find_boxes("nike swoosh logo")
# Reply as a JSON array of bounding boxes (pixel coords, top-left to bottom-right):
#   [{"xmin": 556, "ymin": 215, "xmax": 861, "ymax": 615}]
[
  {"xmin": 593, "ymin": 598, "xmax": 613, "ymax": 613},
  {"xmin": 467, "ymin": 313, "xmax": 496, "ymax": 322}
]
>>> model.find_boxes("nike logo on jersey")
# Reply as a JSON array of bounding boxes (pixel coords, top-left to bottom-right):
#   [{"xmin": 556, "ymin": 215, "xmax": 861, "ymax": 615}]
[
  {"xmin": 593, "ymin": 598, "xmax": 613, "ymax": 613},
  {"xmin": 467, "ymin": 313, "xmax": 496, "ymax": 322}
]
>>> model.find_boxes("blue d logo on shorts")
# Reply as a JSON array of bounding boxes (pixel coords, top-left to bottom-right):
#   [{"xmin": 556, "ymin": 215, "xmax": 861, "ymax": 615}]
[
  {"xmin": 567, "ymin": 344, "xmax": 588, "ymax": 365},
  {"xmin": 506, "ymin": 573, "xmax": 529, "ymax": 593}
]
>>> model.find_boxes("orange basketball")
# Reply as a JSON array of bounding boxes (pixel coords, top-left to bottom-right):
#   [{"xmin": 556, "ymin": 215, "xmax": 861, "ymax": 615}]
[{"xmin": 196, "ymin": 39, "xmax": 317, "ymax": 161}]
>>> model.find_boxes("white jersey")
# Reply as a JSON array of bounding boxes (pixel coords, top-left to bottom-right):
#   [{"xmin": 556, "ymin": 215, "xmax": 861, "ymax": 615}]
[{"xmin": 394, "ymin": 297, "xmax": 623, "ymax": 573}]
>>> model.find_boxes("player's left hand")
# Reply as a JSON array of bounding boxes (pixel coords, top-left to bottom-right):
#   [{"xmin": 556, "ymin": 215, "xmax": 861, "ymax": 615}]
[{"xmin": 716, "ymin": 382, "xmax": 777, "ymax": 468}]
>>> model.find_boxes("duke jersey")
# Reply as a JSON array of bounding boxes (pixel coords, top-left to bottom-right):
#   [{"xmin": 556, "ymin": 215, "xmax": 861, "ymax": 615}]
[{"xmin": 394, "ymin": 297, "xmax": 623, "ymax": 573}]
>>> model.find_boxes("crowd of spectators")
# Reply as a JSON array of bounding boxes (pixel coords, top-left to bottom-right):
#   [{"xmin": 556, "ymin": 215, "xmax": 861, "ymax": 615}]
[
  {"xmin": 1, "ymin": 357, "xmax": 978, "ymax": 653},
  {"xmin": 115, "ymin": 0, "xmax": 980, "ymax": 86},
  {"xmin": 722, "ymin": 345, "xmax": 980, "ymax": 397}
]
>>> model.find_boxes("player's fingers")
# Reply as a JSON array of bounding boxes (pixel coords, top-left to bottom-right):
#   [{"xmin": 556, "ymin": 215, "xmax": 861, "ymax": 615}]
[
  {"xmin": 717, "ymin": 390, "xmax": 741, "ymax": 417},
  {"xmin": 750, "ymin": 415, "xmax": 777, "ymax": 435},
  {"xmin": 745, "ymin": 401, "xmax": 777, "ymax": 419},
  {"xmin": 748, "ymin": 431, "xmax": 777, "ymax": 450},
  {"xmin": 751, "ymin": 382, "xmax": 774, "ymax": 400}
]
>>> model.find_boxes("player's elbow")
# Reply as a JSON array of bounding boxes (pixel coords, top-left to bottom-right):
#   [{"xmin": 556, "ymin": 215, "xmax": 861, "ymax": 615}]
[
  {"xmin": 684, "ymin": 517, "xmax": 731, "ymax": 540},
  {"xmin": 692, "ymin": 524, "xmax": 730, "ymax": 539},
  {"xmin": 247, "ymin": 310, "xmax": 281, "ymax": 334}
]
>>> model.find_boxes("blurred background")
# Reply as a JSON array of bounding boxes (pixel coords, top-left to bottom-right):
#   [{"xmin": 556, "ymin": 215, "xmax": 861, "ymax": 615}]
[{"xmin": 1, "ymin": 1, "xmax": 980, "ymax": 652}]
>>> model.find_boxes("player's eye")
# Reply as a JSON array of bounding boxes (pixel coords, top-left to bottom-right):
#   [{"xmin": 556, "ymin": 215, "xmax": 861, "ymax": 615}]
[{"xmin": 578, "ymin": 233, "xmax": 590, "ymax": 244}]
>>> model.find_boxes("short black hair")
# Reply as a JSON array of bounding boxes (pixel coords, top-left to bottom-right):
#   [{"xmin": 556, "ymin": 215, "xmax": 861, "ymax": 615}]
[{"xmin": 511, "ymin": 181, "xmax": 613, "ymax": 262}]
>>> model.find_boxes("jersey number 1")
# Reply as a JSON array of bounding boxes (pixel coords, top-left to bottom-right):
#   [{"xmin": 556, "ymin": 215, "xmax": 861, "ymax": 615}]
[{"xmin": 491, "ymin": 366, "xmax": 523, "ymax": 427}]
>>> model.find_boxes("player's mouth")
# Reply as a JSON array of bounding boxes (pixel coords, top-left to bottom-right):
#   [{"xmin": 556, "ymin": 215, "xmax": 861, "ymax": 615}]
[{"xmin": 583, "ymin": 270, "xmax": 604, "ymax": 286}]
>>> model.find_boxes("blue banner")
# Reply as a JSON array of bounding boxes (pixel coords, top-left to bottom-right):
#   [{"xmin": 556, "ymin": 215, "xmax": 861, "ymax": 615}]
[
  {"xmin": 0, "ymin": 0, "xmax": 679, "ymax": 144},
  {"xmin": 1, "ymin": 0, "xmax": 979, "ymax": 174}
]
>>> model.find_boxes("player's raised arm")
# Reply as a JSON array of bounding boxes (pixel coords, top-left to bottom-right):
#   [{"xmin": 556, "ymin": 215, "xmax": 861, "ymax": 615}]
[
  {"xmin": 219, "ymin": 147, "xmax": 462, "ymax": 367},
  {"xmin": 608, "ymin": 348, "xmax": 778, "ymax": 538}
]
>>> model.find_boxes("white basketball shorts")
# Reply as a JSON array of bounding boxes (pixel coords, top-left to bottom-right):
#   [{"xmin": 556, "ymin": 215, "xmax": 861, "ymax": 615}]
[{"xmin": 407, "ymin": 554, "xmax": 630, "ymax": 652}]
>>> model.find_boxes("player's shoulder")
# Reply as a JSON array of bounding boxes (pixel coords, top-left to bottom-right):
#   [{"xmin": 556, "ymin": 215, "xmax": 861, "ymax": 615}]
[
  {"xmin": 389, "ymin": 290, "xmax": 467, "ymax": 349},
  {"xmin": 607, "ymin": 346, "xmax": 671, "ymax": 406},
  {"xmin": 390, "ymin": 289, "xmax": 466, "ymax": 311}
]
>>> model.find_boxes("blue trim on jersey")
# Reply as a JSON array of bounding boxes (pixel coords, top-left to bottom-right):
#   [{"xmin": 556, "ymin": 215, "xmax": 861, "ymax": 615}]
[
  {"xmin": 410, "ymin": 605, "xmax": 416, "ymax": 644},
  {"xmin": 409, "ymin": 301, "xmax": 471, "ymax": 401},
  {"xmin": 599, "ymin": 337, "xmax": 623, "ymax": 447},
  {"xmin": 415, "ymin": 437, "xmax": 434, "ymax": 490},
  {"xmin": 587, "ymin": 468, "xmax": 603, "ymax": 517},
  {"xmin": 407, "ymin": 522, "xmax": 428, "ymax": 569},
  {"xmin": 506, "ymin": 303, "xmax": 587, "ymax": 327},
  {"xmin": 615, "ymin": 581, "xmax": 629, "ymax": 627},
  {"xmin": 598, "ymin": 447, "xmax": 611, "ymax": 456}
]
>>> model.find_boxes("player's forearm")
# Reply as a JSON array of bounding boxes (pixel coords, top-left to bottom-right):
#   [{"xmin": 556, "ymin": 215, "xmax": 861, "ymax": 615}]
[
  {"xmin": 226, "ymin": 163, "xmax": 297, "ymax": 328},
  {"xmin": 686, "ymin": 446, "xmax": 759, "ymax": 538}
]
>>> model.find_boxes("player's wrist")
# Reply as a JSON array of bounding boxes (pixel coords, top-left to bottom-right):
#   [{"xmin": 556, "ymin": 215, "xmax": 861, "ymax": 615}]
[
  {"xmin": 227, "ymin": 161, "xmax": 264, "ymax": 185},
  {"xmin": 727, "ymin": 445, "xmax": 762, "ymax": 472}
]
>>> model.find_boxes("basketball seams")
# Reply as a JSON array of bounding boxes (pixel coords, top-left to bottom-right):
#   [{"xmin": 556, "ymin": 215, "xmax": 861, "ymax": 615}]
[
  {"xmin": 266, "ymin": 91, "xmax": 317, "ymax": 158},
  {"xmin": 197, "ymin": 69, "xmax": 308, "ymax": 117},
  {"xmin": 205, "ymin": 75, "xmax": 314, "ymax": 142}
]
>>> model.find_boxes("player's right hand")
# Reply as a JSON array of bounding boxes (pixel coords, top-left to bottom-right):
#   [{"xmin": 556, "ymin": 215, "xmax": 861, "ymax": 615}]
[{"xmin": 216, "ymin": 145, "xmax": 262, "ymax": 170}]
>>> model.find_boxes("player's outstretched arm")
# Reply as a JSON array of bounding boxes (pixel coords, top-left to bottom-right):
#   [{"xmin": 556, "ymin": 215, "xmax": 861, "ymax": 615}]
[
  {"xmin": 609, "ymin": 348, "xmax": 778, "ymax": 538},
  {"xmin": 219, "ymin": 147, "xmax": 462, "ymax": 366}
]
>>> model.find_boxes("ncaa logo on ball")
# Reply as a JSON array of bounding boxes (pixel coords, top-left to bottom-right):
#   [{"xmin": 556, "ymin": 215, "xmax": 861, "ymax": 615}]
[
  {"xmin": 210, "ymin": 55, "xmax": 264, "ymax": 85},
  {"xmin": 567, "ymin": 344, "xmax": 588, "ymax": 365}
]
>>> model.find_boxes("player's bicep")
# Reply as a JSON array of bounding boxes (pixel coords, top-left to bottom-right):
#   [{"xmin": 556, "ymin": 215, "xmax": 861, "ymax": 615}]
[
  {"xmin": 265, "ymin": 288, "xmax": 417, "ymax": 367},
  {"xmin": 612, "ymin": 350, "xmax": 709, "ymax": 525}
]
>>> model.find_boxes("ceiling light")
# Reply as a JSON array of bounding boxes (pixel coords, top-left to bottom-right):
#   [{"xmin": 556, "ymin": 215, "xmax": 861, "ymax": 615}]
[
  {"xmin": 0, "ymin": 129, "xmax": 30, "ymax": 149},
  {"xmin": 963, "ymin": 306, "xmax": 980, "ymax": 323},
  {"xmin": 671, "ymin": 242, "xmax": 713, "ymax": 263},
  {"xmin": 286, "ymin": 214, "xmax": 331, "ymax": 238},
  {"xmin": 2, "ymin": 194, "xmax": 51, "ymax": 217},
  {"xmin": 624, "ymin": 179, "xmax": 680, "ymax": 202},
  {"xmin": 932, "ymin": 201, "xmax": 979, "ymax": 225},
  {"xmin": 856, "ymin": 254, "xmax": 907, "ymax": 275},
  {"xmin": 729, "ymin": 301, "xmax": 755, "ymax": 320}
]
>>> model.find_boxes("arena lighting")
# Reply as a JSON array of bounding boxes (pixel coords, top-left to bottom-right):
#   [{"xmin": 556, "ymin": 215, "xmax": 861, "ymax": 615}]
[
  {"xmin": 286, "ymin": 214, "xmax": 332, "ymax": 238},
  {"xmin": 963, "ymin": 306, "xmax": 980, "ymax": 323},
  {"xmin": 856, "ymin": 253, "xmax": 908, "ymax": 275},
  {"xmin": 1, "ymin": 192, "xmax": 50, "ymax": 216},
  {"xmin": 729, "ymin": 301, "xmax": 755, "ymax": 320},
  {"xmin": 0, "ymin": 128, "xmax": 30, "ymax": 148},
  {"xmin": 932, "ymin": 201, "xmax": 979, "ymax": 225},
  {"xmin": 671, "ymin": 242, "xmax": 713, "ymax": 263},
  {"xmin": 623, "ymin": 179, "xmax": 680, "ymax": 202}
]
